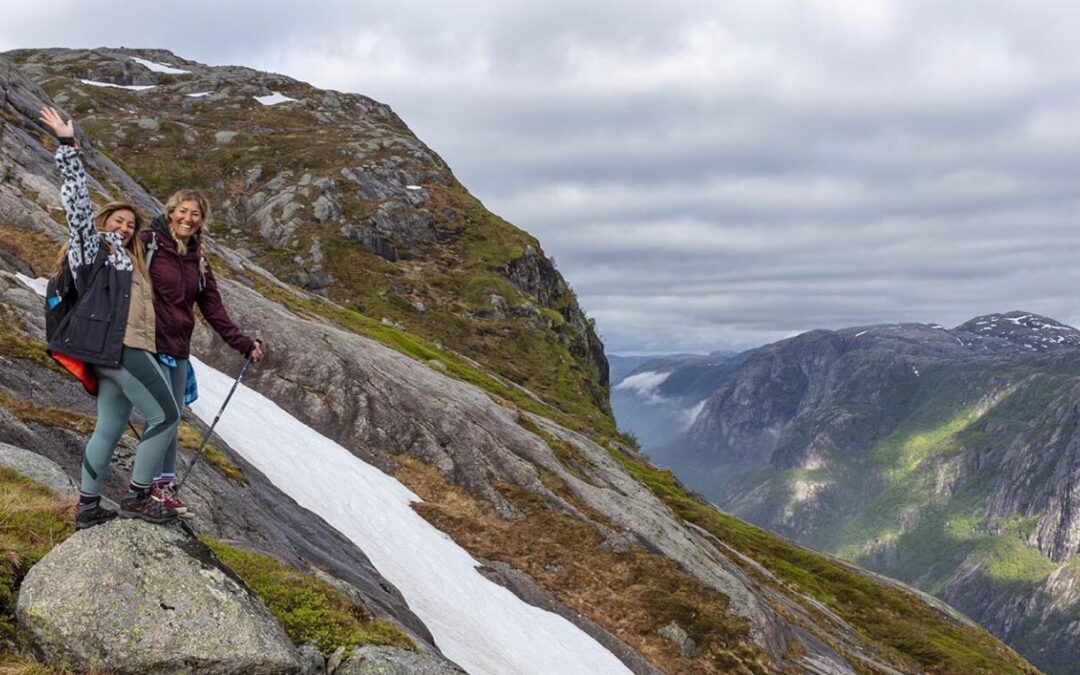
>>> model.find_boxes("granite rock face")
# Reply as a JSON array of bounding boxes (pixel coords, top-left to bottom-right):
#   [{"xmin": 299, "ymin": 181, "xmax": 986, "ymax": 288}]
[{"xmin": 17, "ymin": 519, "xmax": 302, "ymax": 674}]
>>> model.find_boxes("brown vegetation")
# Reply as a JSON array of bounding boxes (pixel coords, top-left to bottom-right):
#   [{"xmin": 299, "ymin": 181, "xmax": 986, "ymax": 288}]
[
  {"xmin": 0, "ymin": 225, "xmax": 61, "ymax": 277},
  {"xmin": 395, "ymin": 456, "xmax": 773, "ymax": 674}
]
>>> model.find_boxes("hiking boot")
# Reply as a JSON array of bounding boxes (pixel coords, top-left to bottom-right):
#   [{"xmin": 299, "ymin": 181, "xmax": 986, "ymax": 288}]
[
  {"xmin": 75, "ymin": 501, "xmax": 117, "ymax": 530},
  {"xmin": 152, "ymin": 481, "xmax": 193, "ymax": 518},
  {"xmin": 119, "ymin": 491, "xmax": 178, "ymax": 524}
]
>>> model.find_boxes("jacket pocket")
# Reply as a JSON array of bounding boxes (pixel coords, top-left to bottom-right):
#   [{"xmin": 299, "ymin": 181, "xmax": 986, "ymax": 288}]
[{"xmin": 64, "ymin": 309, "xmax": 112, "ymax": 354}]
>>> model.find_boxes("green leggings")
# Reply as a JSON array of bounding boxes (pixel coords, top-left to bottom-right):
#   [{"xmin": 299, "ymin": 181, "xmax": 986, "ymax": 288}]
[{"xmin": 80, "ymin": 347, "xmax": 180, "ymax": 494}]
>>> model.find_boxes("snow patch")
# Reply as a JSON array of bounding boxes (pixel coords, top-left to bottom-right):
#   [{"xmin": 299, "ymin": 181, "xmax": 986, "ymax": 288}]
[
  {"xmin": 13, "ymin": 273, "xmax": 48, "ymax": 295},
  {"xmin": 254, "ymin": 92, "xmax": 298, "ymax": 106},
  {"xmin": 854, "ymin": 330, "xmax": 868, "ymax": 338},
  {"xmin": 405, "ymin": 185, "xmax": 423, "ymax": 191},
  {"xmin": 189, "ymin": 358, "xmax": 630, "ymax": 675},
  {"xmin": 131, "ymin": 57, "xmax": 190, "ymax": 74},
  {"xmin": 78, "ymin": 79, "xmax": 155, "ymax": 91},
  {"xmin": 186, "ymin": 91, "xmax": 212, "ymax": 98}
]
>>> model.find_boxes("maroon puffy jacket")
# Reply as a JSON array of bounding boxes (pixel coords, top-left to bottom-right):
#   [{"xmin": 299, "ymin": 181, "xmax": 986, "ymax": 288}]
[{"xmin": 141, "ymin": 216, "xmax": 254, "ymax": 359}]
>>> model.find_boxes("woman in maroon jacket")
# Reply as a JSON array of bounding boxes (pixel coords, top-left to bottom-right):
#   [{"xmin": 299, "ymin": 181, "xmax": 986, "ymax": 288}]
[{"xmin": 141, "ymin": 189, "xmax": 263, "ymax": 514}]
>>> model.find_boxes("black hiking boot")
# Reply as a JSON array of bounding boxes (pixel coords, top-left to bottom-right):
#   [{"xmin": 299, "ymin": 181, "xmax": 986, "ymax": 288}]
[
  {"xmin": 75, "ymin": 501, "xmax": 118, "ymax": 530},
  {"xmin": 119, "ymin": 491, "xmax": 178, "ymax": 524}
]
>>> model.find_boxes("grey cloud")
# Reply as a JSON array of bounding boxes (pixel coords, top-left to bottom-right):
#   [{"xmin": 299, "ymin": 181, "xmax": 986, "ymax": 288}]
[{"xmin": 5, "ymin": 1, "xmax": 1080, "ymax": 354}]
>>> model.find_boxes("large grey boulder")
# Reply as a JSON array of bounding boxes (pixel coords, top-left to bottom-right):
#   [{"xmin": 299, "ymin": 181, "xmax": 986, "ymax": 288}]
[
  {"xmin": 0, "ymin": 441, "xmax": 77, "ymax": 498},
  {"xmin": 335, "ymin": 645, "xmax": 464, "ymax": 674},
  {"xmin": 16, "ymin": 519, "xmax": 302, "ymax": 674}
]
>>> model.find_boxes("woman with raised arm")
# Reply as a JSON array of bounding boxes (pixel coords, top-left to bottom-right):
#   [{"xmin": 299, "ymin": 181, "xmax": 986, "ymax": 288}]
[
  {"xmin": 40, "ymin": 106, "xmax": 180, "ymax": 529},
  {"xmin": 139, "ymin": 189, "xmax": 263, "ymax": 515}
]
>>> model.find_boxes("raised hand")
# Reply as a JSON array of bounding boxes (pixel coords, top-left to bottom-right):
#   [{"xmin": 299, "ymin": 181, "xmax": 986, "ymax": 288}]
[{"xmin": 38, "ymin": 106, "xmax": 74, "ymax": 139}]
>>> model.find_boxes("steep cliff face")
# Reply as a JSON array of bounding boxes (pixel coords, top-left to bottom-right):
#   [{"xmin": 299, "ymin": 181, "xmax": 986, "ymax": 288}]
[
  {"xmin": 0, "ymin": 53, "xmax": 1039, "ymax": 673},
  {"xmin": 665, "ymin": 313, "xmax": 1080, "ymax": 673}
]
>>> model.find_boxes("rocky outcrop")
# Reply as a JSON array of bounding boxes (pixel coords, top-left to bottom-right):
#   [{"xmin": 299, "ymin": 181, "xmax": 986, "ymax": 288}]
[
  {"xmin": 17, "ymin": 519, "xmax": 302, "ymax": 674},
  {"xmin": 0, "ymin": 441, "xmax": 77, "ymax": 498},
  {"xmin": 504, "ymin": 243, "xmax": 610, "ymax": 405}
]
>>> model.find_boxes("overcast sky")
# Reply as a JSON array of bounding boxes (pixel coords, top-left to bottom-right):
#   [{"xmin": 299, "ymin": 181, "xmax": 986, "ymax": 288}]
[{"xmin": 4, "ymin": 1, "xmax": 1080, "ymax": 354}]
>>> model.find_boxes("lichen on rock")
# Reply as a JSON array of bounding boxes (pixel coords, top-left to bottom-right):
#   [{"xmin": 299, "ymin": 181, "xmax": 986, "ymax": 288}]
[{"xmin": 16, "ymin": 519, "xmax": 302, "ymax": 674}]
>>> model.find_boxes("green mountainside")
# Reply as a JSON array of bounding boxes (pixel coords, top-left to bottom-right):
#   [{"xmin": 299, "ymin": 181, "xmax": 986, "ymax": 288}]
[{"xmin": 661, "ymin": 314, "xmax": 1080, "ymax": 673}]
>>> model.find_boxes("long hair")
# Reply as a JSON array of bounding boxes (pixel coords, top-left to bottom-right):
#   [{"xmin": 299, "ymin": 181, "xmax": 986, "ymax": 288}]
[
  {"xmin": 52, "ymin": 201, "xmax": 148, "ymax": 278},
  {"xmin": 164, "ymin": 189, "xmax": 212, "ymax": 256}
]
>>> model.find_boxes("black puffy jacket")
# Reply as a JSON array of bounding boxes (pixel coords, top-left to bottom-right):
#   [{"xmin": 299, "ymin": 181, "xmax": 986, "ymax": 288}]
[{"xmin": 46, "ymin": 145, "xmax": 134, "ymax": 385}]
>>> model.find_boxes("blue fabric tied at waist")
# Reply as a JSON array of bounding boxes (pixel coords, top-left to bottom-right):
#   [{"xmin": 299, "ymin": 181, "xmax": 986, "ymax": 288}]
[{"xmin": 158, "ymin": 353, "xmax": 199, "ymax": 404}]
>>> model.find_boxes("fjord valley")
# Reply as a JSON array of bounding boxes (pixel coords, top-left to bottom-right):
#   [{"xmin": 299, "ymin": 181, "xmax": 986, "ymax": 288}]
[{"xmin": 614, "ymin": 311, "xmax": 1080, "ymax": 673}]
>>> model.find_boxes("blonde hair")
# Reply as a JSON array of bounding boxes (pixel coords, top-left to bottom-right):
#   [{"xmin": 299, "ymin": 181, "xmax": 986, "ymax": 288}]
[
  {"xmin": 53, "ymin": 201, "xmax": 148, "ymax": 278},
  {"xmin": 164, "ymin": 189, "xmax": 212, "ymax": 256}
]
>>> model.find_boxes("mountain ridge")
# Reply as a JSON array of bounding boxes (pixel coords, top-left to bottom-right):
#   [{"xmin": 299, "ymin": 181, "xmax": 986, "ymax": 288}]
[
  {"xmin": 2, "ymin": 45, "xmax": 612, "ymax": 428},
  {"xmin": 620, "ymin": 310, "xmax": 1080, "ymax": 672}
]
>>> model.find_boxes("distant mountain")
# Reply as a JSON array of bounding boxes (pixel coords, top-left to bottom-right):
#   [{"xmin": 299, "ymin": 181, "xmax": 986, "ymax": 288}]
[
  {"xmin": 606, "ymin": 354, "xmax": 659, "ymax": 385},
  {"xmin": 656, "ymin": 311, "xmax": 1080, "ymax": 673}
]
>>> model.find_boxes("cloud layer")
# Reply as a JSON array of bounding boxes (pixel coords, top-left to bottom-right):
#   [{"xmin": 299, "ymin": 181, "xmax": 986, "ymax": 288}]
[{"xmin": 6, "ymin": 1, "xmax": 1080, "ymax": 352}]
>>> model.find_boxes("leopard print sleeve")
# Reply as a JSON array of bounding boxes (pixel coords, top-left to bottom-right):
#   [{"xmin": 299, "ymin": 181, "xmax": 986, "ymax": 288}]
[{"xmin": 55, "ymin": 145, "xmax": 98, "ymax": 275}]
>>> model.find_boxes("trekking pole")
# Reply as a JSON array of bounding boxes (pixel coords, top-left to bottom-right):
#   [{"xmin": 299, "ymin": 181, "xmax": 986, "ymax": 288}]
[{"xmin": 174, "ymin": 346, "xmax": 258, "ymax": 493}]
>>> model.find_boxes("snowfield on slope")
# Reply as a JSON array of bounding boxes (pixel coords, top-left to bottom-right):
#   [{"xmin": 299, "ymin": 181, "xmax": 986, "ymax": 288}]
[{"xmin": 189, "ymin": 358, "xmax": 631, "ymax": 675}]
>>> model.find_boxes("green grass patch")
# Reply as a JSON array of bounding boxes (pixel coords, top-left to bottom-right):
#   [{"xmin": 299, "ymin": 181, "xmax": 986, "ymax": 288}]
[
  {"xmin": 0, "ymin": 394, "xmax": 97, "ymax": 437},
  {"xmin": 203, "ymin": 539, "xmax": 413, "ymax": 656},
  {"xmin": 176, "ymin": 421, "xmax": 246, "ymax": 485},
  {"xmin": 869, "ymin": 367, "xmax": 992, "ymax": 484},
  {"xmin": 0, "ymin": 311, "xmax": 56, "ymax": 372},
  {"xmin": 0, "ymin": 652, "xmax": 63, "ymax": 674},
  {"xmin": 0, "ymin": 468, "xmax": 74, "ymax": 642},
  {"xmin": 875, "ymin": 405, "xmax": 978, "ymax": 481},
  {"xmin": 977, "ymin": 522, "xmax": 1060, "ymax": 585}
]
